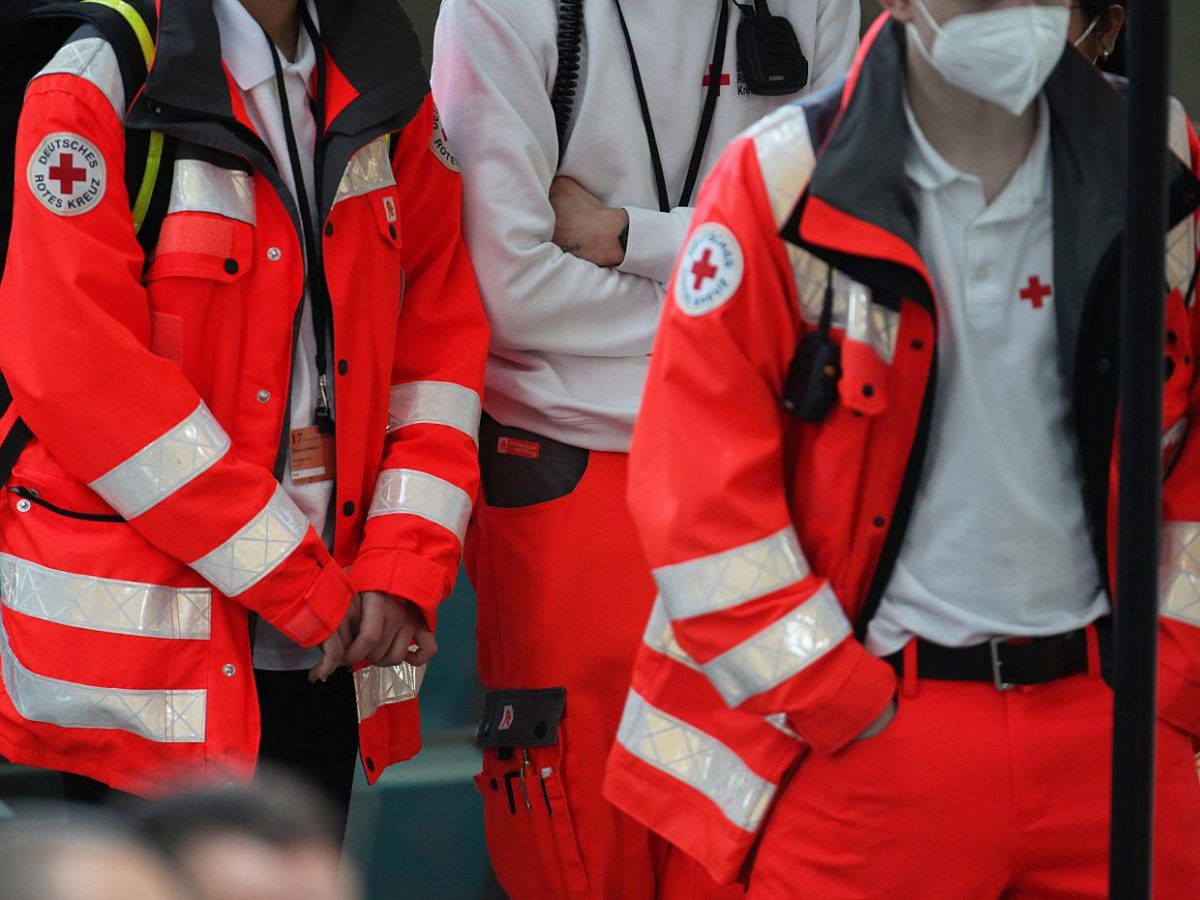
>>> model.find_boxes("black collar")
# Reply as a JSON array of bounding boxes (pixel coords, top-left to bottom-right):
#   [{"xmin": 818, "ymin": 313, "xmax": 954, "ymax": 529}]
[
  {"xmin": 129, "ymin": 0, "xmax": 427, "ymax": 140},
  {"xmin": 780, "ymin": 15, "xmax": 1200, "ymax": 389}
]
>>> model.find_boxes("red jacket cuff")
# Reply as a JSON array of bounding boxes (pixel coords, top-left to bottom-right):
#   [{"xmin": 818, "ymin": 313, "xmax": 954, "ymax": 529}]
[
  {"xmin": 786, "ymin": 647, "xmax": 897, "ymax": 755},
  {"xmin": 268, "ymin": 560, "xmax": 355, "ymax": 647},
  {"xmin": 349, "ymin": 547, "xmax": 452, "ymax": 632}
]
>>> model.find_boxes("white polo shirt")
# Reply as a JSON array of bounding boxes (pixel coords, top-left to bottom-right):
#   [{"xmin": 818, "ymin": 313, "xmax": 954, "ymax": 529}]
[
  {"xmin": 214, "ymin": 0, "xmax": 331, "ymax": 670},
  {"xmin": 866, "ymin": 97, "xmax": 1110, "ymax": 657}
]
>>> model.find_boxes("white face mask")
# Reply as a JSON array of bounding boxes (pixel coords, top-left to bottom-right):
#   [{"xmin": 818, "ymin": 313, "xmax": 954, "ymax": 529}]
[{"xmin": 907, "ymin": 0, "xmax": 1071, "ymax": 116}]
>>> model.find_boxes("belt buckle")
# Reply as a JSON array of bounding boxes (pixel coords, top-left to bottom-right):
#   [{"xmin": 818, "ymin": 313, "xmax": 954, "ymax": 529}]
[{"xmin": 989, "ymin": 637, "xmax": 1016, "ymax": 691}]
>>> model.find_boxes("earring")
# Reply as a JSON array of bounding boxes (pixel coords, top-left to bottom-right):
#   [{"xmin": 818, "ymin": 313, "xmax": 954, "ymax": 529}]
[{"xmin": 1101, "ymin": 46, "xmax": 1111, "ymax": 60}]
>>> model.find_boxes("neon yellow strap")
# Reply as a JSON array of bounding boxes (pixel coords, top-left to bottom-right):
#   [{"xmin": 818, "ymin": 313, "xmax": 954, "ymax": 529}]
[
  {"xmin": 131, "ymin": 130, "xmax": 163, "ymax": 233},
  {"xmin": 81, "ymin": 0, "xmax": 154, "ymax": 67},
  {"xmin": 81, "ymin": 0, "xmax": 161, "ymax": 234}
]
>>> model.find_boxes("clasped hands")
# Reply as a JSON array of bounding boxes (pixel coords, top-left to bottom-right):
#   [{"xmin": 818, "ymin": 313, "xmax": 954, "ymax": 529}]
[{"xmin": 309, "ymin": 591, "xmax": 437, "ymax": 682}]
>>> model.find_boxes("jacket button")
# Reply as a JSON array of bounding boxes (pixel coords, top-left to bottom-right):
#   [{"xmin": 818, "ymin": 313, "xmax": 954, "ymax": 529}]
[
  {"xmin": 1096, "ymin": 357, "xmax": 1112, "ymax": 374},
  {"xmin": 388, "ymin": 224, "xmax": 398, "ymax": 240},
  {"xmin": 337, "ymin": 359, "xmax": 348, "ymax": 375},
  {"xmin": 910, "ymin": 339, "xmax": 924, "ymax": 351},
  {"xmin": 873, "ymin": 515, "xmax": 886, "ymax": 528},
  {"xmin": 256, "ymin": 389, "xmax": 271, "ymax": 403},
  {"xmin": 223, "ymin": 258, "xmax": 239, "ymax": 275},
  {"xmin": 862, "ymin": 384, "xmax": 875, "ymax": 397},
  {"xmin": 324, "ymin": 222, "xmax": 334, "ymax": 237},
  {"xmin": 266, "ymin": 247, "xmax": 282, "ymax": 261},
  {"xmin": 365, "ymin": 757, "xmax": 376, "ymax": 773},
  {"xmin": 222, "ymin": 664, "xmax": 237, "ymax": 677},
  {"xmin": 15, "ymin": 499, "xmax": 31, "ymax": 513},
  {"xmin": 343, "ymin": 500, "xmax": 356, "ymax": 517}
]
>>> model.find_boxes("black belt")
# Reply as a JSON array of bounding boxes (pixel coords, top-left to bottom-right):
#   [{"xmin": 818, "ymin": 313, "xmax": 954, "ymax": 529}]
[{"xmin": 883, "ymin": 618, "xmax": 1111, "ymax": 691}]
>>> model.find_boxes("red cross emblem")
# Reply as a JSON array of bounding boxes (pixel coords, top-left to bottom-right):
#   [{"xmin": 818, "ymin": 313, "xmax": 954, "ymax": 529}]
[
  {"xmin": 48, "ymin": 153, "xmax": 88, "ymax": 195},
  {"xmin": 702, "ymin": 65, "xmax": 731, "ymax": 94},
  {"xmin": 691, "ymin": 248, "xmax": 719, "ymax": 291},
  {"xmin": 1019, "ymin": 275, "xmax": 1052, "ymax": 310}
]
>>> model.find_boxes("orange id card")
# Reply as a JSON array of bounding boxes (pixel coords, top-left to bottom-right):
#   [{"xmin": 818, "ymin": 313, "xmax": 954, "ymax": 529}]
[{"xmin": 290, "ymin": 425, "xmax": 335, "ymax": 485}]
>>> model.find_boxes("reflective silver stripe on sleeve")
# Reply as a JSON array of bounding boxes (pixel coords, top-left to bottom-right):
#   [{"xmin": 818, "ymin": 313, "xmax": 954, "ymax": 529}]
[
  {"xmin": 1161, "ymin": 521, "xmax": 1200, "ymax": 627},
  {"xmin": 653, "ymin": 527, "xmax": 810, "ymax": 621},
  {"xmin": 791, "ymin": 256, "xmax": 901, "ymax": 364},
  {"xmin": 35, "ymin": 37, "xmax": 125, "ymax": 121},
  {"xmin": 643, "ymin": 597, "xmax": 701, "ymax": 671},
  {"xmin": 1165, "ymin": 216, "xmax": 1195, "ymax": 296},
  {"xmin": 704, "ymin": 585, "xmax": 851, "ymax": 708},
  {"xmin": 354, "ymin": 662, "xmax": 425, "ymax": 722},
  {"xmin": 387, "ymin": 382, "xmax": 482, "ymax": 444},
  {"xmin": 0, "ymin": 627, "xmax": 205, "ymax": 743},
  {"xmin": 89, "ymin": 403, "xmax": 231, "ymax": 520},
  {"xmin": 334, "ymin": 137, "xmax": 396, "ymax": 205},
  {"xmin": 748, "ymin": 105, "xmax": 815, "ymax": 229},
  {"xmin": 1169, "ymin": 97, "xmax": 1191, "ymax": 168},
  {"xmin": 0, "ymin": 553, "xmax": 210, "ymax": 640},
  {"xmin": 616, "ymin": 689, "xmax": 774, "ymax": 832},
  {"xmin": 368, "ymin": 470, "xmax": 472, "ymax": 544},
  {"xmin": 1163, "ymin": 97, "xmax": 1191, "ymax": 295},
  {"xmin": 167, "ymin": 159, "xmax": 256, "ymax": 224},
  {"xmin": 642, "ymin": 600, "xmax": 806, "ymax": 740},
  {"xmin": 191, "ymin": 485, "xmax": 308, "ymax": 597}
]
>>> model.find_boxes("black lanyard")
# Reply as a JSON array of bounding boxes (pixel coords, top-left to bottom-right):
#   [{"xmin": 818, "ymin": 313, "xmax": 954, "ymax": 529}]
[
  {"xmin": 612, "ymin": 0, "xmax": 730, "ymax": 212},
  {"xmin": 264, "ymin": 11, "xmax": 334, "ymax": 427}
]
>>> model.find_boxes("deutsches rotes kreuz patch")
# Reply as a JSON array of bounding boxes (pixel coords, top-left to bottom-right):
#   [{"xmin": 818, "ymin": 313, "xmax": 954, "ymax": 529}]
[
  {"xmin": 430, "ymin": 105, "xmax": 460, "ymax": 173},
  {"xmin": 675, "ymin": 223, "xmax": 744, "ymax": 316},
  {"xmin": 27, "ymin": 132, "xmax": 106, "ymax": 216}
]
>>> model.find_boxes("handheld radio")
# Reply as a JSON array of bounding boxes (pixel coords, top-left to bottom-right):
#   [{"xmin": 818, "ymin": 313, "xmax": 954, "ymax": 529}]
[{"xmin": 736, "ymin": 0, "xmax": 808, "ymax": 95}]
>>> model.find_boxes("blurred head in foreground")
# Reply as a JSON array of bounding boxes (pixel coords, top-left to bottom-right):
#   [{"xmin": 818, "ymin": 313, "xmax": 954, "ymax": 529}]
[
  {"xmin": 0, "ymin": 812, "xmax": 187, "ymax": 900},
  {"xmin": 132, "ymin": 772, "xmax": 361, "ymax": 900}
]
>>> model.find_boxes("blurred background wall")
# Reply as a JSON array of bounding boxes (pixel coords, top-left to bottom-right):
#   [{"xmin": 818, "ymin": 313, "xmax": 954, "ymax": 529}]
[{"xmin": 1171, "ymin": 0, "xmax": 1200, "ymax": 120}]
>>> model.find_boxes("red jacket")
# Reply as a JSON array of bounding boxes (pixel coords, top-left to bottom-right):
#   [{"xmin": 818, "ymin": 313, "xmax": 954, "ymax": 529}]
[
  {"xmin": 0, "ymin": 0, "xmax": 487, "ymax": 793},
  {"xmin": 605, "ymin": 17, "xmax": 1200, "ymax": 883}
]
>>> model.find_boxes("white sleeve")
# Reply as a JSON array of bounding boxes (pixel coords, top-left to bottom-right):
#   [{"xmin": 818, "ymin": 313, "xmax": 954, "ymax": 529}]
[
  {"xmin": 431, "ymin": 0, "xmax": 663, "ymax": 359},
  {"xmin": 617, "ymin": 205, "xmax": 694, "ymax": 284},
  {"xmin": 809, "ymin": 0, "xmax": 861, "ymax": 89}
]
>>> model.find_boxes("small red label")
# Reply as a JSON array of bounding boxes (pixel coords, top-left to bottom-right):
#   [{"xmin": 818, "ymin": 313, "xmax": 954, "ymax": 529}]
[{"xmin": 497, "ymin": 436, "xmax": 541, "ymax": 460}]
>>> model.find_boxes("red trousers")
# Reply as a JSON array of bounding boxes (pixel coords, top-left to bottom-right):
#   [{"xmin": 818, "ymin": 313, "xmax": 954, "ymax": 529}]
[
  {"xmin": 748, "ymin": 653, "xmax": 1200, "ymax": 899},
  {"xmin": 466, "ymin": 450, "xmax": 744, "ymax": 899}
]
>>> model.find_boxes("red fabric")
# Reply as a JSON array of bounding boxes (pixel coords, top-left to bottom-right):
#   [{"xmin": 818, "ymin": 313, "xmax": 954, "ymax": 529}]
[
  {"xmin": 467, "ymin": 452, "xmax": 742, "ymax": 900},
  {"xmin": 611, "ymin": 21, "xmax": 1200, "ymax": 885},
  {"xmin": 0, "ymin": 44, "xmax": 486, "ymax": 791},
  {"xmin": 748, "ymin": 671, "xmax": 1200, "ymax": 899},
  {"xmin": 1153, "ymin": 116, "xmax": 1200, "ymax": 739},
  {"xmin": 358, "ymin": 691, "xmax": 422, "ymax": 787}
]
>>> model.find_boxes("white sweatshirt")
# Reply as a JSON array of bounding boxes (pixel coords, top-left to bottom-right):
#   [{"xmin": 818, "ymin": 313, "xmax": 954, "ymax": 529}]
[{"xmin": 432, "ymin": 0, "xmax": 860, "ymax": 450}]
